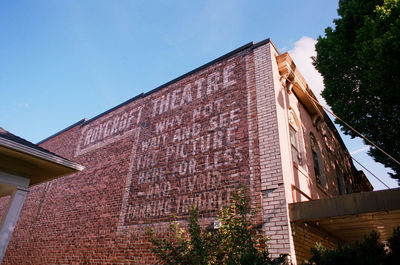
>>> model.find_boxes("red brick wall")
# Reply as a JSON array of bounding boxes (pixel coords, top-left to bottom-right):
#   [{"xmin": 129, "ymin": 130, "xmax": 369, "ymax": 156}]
[{"xmin": 4, "ymin": 47, "xmax": 266, "ymax": 264}]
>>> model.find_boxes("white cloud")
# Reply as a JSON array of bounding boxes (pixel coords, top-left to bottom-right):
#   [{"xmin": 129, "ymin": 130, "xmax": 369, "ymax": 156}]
[
  {"xmin": 287, "ymin": 37, "xmax": 396, "ymax": 190},
  {"xmin": 288, "ymin": 36, "xmax": 327, "ymax": 107}
]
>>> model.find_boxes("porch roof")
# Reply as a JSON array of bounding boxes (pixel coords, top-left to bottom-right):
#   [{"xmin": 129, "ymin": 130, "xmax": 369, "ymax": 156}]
[{"xmin": 289, "ymin": 188, "xmax": 400, "ymax": 242}]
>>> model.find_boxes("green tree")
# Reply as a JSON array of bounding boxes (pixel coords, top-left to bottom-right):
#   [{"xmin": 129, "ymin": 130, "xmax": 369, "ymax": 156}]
[
  {"xmin": 147, "ymin": 187, "xmax": 287, "ymax": 265},
  {"xmin": 313, "ymin": 0, "xmax": 400, "ymax": 182}
]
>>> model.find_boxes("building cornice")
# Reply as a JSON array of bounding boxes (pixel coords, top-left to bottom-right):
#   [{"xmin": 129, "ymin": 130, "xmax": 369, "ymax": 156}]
[{"xmin": 276, "ymin": 52, "xmax": 324, "ymax": 121}]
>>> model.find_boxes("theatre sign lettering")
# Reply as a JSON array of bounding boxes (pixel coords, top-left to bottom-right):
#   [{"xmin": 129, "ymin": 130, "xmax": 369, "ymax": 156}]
[
  {"xmin": 76, "ymin": 107, "xmax": 143, "ymax": 156},
  {"xmin": 75, "ymin": 55, "xmax": 254, "ymax": 231}
]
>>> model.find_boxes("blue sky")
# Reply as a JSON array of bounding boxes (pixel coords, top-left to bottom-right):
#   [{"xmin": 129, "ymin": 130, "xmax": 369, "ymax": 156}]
[{"xmin": 0, "ymin": 0, "xmax": 397, "ymax": 189}]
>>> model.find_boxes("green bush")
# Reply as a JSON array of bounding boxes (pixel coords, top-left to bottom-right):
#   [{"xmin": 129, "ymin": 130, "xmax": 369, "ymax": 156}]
[
  {"xmin": 304, "ymin": 227, "xmax": 400, "ymax": 265},
  {"xmin": 147, "ymin": 187, "xmax": 287, "ymax": 265}
]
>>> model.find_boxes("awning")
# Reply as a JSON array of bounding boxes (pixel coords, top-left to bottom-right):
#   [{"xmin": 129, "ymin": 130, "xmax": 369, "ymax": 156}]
[
  {"xmin": 0, "ymin": 128, "xmax": 84, "ymax": 194},
  {"xmin": 289, "ymin": 188, "xmax": 400, "ymax": 243}
]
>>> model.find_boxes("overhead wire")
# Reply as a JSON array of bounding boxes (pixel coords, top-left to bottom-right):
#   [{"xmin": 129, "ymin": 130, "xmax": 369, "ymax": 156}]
[
  {"xmin": 351, "ymin": 156, "xmax": 391, "ymax": 189},
  {"xmin": 287, "ymin": 79, "xmax": 396, "ymax": 188},
  {"xmin": 311, "ymin": 96, "xmax": 400, "ymax": 167}
]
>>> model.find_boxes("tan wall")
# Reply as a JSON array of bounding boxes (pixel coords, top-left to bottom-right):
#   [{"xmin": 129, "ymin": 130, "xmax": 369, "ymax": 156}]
[
  {"xmin": 272, "ymin": 50, "xmax": 371, "ymax": 263},
  {"xmin": 292, "ymin": 222, "xmax": 339, "ymax": 264},
  {"xmin": 285, "ymin": 87, "xmax": 361, "ymax": 203}
]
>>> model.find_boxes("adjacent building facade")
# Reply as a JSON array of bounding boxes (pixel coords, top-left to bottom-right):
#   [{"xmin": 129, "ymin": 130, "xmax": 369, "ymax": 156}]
[{"xmin": 1, "ymin": 39, "xmax": 374, "ymax": 264}]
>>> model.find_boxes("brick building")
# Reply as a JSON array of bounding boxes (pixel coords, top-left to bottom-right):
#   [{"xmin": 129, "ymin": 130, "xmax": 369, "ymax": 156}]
[{"xmin": 3, "ymin": 39, "xmax": 396, "ymax": 264}]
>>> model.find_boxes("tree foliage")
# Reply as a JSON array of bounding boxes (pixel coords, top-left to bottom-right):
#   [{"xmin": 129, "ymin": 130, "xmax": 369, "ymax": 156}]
[
  {"xmin": 303, "ymin": 227, "xmax": 400, "ymax": 265},
  {"xmin": 313, "ymin": 0, "xmax": 400, "ymax": 182},
  {"xmin": 147, "ymin": 187, "xmax": 287, "ymax": 265}
]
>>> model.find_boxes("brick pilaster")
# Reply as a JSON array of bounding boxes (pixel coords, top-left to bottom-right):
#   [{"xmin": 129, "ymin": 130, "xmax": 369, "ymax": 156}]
[{"xmin": 253, "ymin": 43, "xmax": 295, "ymax": 262}]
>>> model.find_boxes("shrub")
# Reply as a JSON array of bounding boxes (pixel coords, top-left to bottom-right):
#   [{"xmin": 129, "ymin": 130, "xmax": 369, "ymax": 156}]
[
  {"xmin": 304, "ymin": 227, "xmax": 400, "ymax": 265},
  {"xmin": 147, "ymin": 187, "xmax": 287, "ymax": 265}
]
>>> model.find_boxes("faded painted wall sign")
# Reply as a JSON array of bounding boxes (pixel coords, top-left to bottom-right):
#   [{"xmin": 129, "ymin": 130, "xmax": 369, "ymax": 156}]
[
  {"xmin": 118, "ymin": 56, "xmax": 253, "ymax": 230},
  {"xmin": 75, "ymin": 106, "xmax": 143, "ymax": 156}
]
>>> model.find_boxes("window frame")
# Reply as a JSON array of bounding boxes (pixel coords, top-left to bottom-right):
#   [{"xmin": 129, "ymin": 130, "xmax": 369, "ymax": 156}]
[
  {"xmin": 335, "ymin": 165, "xmax": 347, "ymax": 195},
  {"xmin": 289, "ymin": 126, "xmax": 303, "ymax": 166},
  {"xmin": 310, "ymin": 133, "xmax": 325, "ymax": 187}
]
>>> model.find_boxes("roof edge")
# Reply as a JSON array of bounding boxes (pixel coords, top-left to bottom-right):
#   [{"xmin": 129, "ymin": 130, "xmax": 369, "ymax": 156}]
[
  {"xmin": 142, "ymin": 41, "xmax": 255, "ymax": 98},
  {"xmin": 81, "ymin": 41, "xmax": 255, "ymax": 127},
  {"xmin": 1, "ymin": 137, "xmax": 84, "ymax": 171},
  {"xmin": 82, "ymin": 94, "xmax": 144, "ymax": 125},
  {"xmin": 252, "ymin": 38, "xmax": 271, "ymax": 50},
  {"xmin": 40, "ymin": 39, "xmax": 274, "ymax": 143},
  {"xmin": 289, "ymin": 188, "xmax": 400, "ymax": 221},
  {"xmin": 37, "ymin": 119, "xmax": 86, "ymax": 145}
]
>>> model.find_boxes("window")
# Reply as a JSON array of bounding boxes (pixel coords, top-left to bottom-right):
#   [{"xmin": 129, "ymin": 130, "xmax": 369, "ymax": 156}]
[
  {"xmin": 288, "ymin": 108, "xmax": 305, "ymax": 166},
  {"xmin": 310, "ymin": 133, "xmax": 325, "ymax": 186},
  {"xmin": 337, "ymin": 175, "xmax": 345, "ymax": 195},
  {"xmin": 345, "ymin": 177, "xmax": 352, "ymax": 194},
  {"xmin": 345, "ymin": 185, "xmax": 352, "ymax": 194},
  {"xmin": 320, "ymin": 123, "xmax": 335, "ymax": 153},
  {"xmin": 290, "ymin": 126, "xmax": 302, "ymax": 165},
  {"xmin": 336, "ymin": 166, "xmax": 346, "ymax": 195}
]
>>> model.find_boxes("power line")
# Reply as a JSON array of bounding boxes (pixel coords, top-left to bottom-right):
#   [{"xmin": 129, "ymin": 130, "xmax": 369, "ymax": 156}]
[
  {"xmin": 300, "ymin": 85, "xmax": 400, "ymax": 167},
  {"xmin": 351, "ymin": 156, "xmax": 391, "ymax": 189},
  {"xmin": 287, "ymin": 79, "xmax": 394, "ymax": 189}
]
